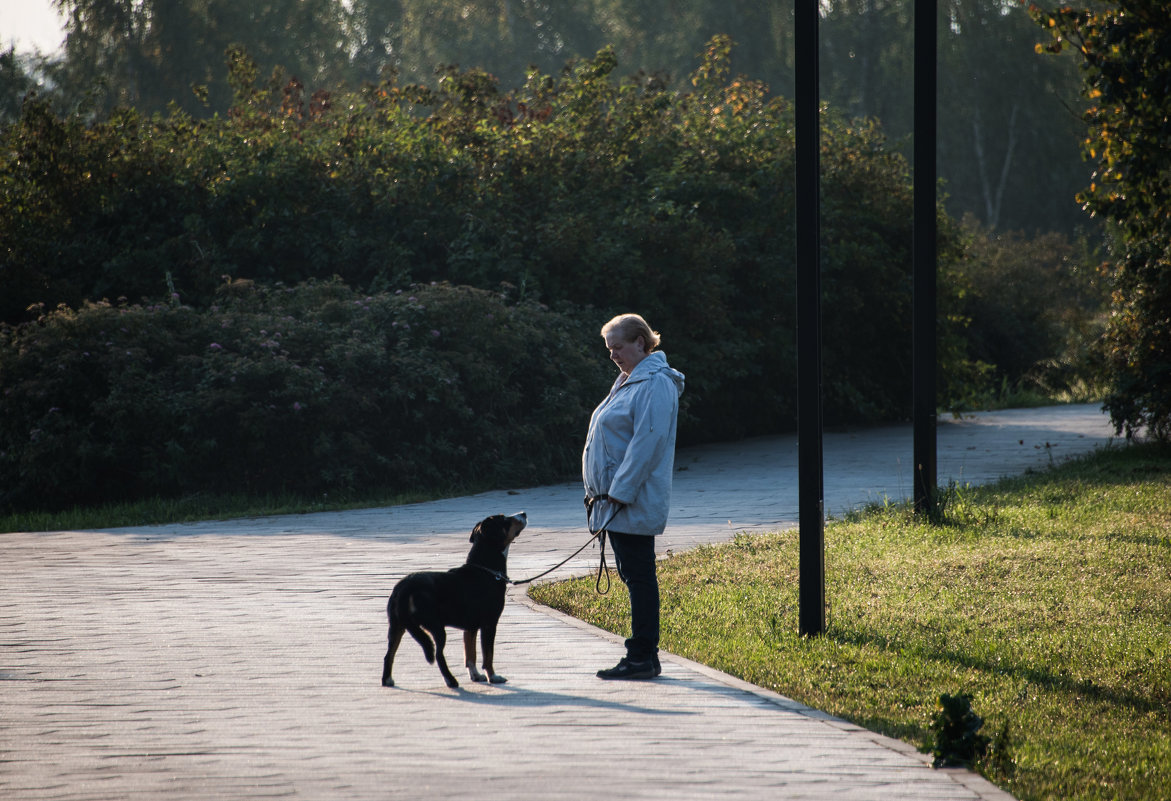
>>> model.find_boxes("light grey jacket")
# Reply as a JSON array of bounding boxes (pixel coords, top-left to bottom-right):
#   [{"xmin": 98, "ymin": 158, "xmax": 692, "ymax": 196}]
[{"xmin": 582, "ymin": 351, "xmax": 685, "ymax": 535}]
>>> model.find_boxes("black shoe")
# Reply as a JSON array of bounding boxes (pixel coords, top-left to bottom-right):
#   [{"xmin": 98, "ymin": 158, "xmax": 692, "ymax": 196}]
[{"xmin": 597, "ymin": 656, "xmax": 658, "ymax": 680}]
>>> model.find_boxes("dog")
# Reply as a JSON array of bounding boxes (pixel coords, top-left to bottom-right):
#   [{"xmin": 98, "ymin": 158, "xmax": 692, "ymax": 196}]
[{"xmin": 381, "ymin": 512, "xmax": 526, "ymax": 688}]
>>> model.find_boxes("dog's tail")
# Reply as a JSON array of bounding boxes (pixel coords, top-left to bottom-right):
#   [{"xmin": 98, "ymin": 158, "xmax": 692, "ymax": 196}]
[{"xmin": 405, "ymin": 624, "xmax": 435, "ymax": 663}]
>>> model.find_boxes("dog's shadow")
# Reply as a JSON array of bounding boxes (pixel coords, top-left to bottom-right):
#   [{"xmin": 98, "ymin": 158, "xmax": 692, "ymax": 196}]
[{"xmin": 396, "ymin": 679, "xmax": 695, "ymax": 716}]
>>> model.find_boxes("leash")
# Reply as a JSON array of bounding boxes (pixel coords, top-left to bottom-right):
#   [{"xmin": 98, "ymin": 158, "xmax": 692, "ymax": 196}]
[{"xmin": 503, "ymin": 495, "xmax": 621, "ymax": 592}]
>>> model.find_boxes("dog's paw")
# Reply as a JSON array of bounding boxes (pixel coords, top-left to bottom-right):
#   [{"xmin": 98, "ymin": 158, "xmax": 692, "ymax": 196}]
[
  {"xmin": 471, "ymin": 673, "xmax": 488, "ymax": 683},
  {"xmin": 445, "ymin": 676, "xmax": 460, "ymax": 689},
  {"xmin": 381, "ymin": 677, "xmax": 395, "ymax": 688},
  {"xmin": 489, "ymin": 674, "xmax": 508, "ymax": 684}
]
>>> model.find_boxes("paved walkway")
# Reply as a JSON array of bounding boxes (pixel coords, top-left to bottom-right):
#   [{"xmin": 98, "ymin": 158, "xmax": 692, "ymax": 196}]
[{"xmin": 1, "ymin": 405, "xmax": 1121, "ymax": 800}]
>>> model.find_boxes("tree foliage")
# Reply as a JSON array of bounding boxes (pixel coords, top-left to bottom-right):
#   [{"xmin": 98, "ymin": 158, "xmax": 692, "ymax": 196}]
[
  {"xmin": 0, "ymin": 48, "xmax": 43, "ymax": 124},
  {"xmin": 820, "ymin": 0, "xmax": 1090, "ymax": 236},
  {"xmin": 1031, "ymin": 0, "xmax": 1171, "ymax": 438},
  {"xmin": 9, "ymin": 0, "xmax": 1091, "ymax": 238},
  {"xmin": 49, "ymin": 0, "xmax": 352, "ymax": 116}
]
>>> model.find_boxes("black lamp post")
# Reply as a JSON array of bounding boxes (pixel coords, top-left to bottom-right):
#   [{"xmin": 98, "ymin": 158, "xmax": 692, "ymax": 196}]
[
  {"xmin": 795, "ymin": 0, "xmax": 937, "ymax": 636},
  {"xmin": 913, "ymin": 0, "xmax": 938, "ymax": 515},
  {"xmin": 795, "ymin": 0, "xmax": 824, "ymax": 638}
]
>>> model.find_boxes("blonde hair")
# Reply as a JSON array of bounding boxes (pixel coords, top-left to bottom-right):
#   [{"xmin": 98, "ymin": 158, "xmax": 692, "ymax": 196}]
[{"xmin": 601, "ymin": 313, "xmax": 661, "ymax": 351}]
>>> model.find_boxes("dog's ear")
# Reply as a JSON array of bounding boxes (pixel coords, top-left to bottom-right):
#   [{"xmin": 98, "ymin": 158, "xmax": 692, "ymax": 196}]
[{"xmin": 470, "ymin": 522, "xmax": 481, "ymax": 543}]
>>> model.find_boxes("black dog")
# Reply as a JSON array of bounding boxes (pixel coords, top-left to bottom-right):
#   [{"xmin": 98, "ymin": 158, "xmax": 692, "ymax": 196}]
[{"xmin": 381, "ymin": 512, "xmax": 526, "ymax": 688}]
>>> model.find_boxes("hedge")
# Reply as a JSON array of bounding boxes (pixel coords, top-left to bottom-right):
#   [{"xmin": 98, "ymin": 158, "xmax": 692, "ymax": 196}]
[{"xmin": 0, "ymin": 281, "xmax": 613, "ymax": 512}]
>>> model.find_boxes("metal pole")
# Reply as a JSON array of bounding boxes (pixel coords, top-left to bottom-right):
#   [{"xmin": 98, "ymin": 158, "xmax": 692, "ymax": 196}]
[
  {"xmin": 795, "ymin": 0, "xmax": 825, "ymax": 636},
  {"xmin": 913, "ymin": 0, "xmax": 938, "ymax": 515}
]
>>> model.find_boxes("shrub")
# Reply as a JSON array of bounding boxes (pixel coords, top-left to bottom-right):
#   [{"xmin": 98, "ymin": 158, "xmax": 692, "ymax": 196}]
[
  {"xmin": 0, "ymin": 281, "xmax": 612, "ymax": 513},
  {"xmin": 949, "ymin": 217, "xmax": 1109, "ymax": 404},
  {"xmin": 930, "ymin": 692, "xmax": 990, "ymax": 768}
]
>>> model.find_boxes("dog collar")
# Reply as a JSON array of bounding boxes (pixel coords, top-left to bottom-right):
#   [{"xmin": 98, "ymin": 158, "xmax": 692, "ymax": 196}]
[{"xmin": 466, "ymin": 563, "xmax": 509, "ymax": 582}]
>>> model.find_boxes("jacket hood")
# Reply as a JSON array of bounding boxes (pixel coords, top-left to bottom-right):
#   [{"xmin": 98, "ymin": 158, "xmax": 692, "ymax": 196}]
[{"xmin": 625, "ymin": 351, "xmax": 685, "ymax": 395}]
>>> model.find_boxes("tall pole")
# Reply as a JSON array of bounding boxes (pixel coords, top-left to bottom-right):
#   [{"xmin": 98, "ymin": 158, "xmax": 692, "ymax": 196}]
[
  {"xmin": 913, "ymin": 0, "xmax": 938, "ymax": 515},
  {"xmin": 795, "ymin": 0, "xmax": 825, "ymax": 636}
]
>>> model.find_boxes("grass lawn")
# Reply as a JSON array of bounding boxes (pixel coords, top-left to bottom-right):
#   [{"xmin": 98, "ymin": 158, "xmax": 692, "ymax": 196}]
[{"xmin": 529, "ymin": 443, "xmax": 1171, "ymax": 801}]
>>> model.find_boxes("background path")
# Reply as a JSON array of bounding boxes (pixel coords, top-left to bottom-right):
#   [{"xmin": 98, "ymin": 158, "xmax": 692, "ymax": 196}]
[{"xmin": 1, "ymin": 405, "xmax": 1119, "ymax": 800}]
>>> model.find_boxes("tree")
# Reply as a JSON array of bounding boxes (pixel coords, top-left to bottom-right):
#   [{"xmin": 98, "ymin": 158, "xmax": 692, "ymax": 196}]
[
  {"xmin": 1031, "ymin": 0, "xmax": 1171, "ymax": 438},
  {"xmin": 939, "ymin": 0, "xmax": 1086, "ymax": 233},
  {"xmin": 820, "ymin": 0, "xmax": 1089, "ymax": 235},
  {"xmin": 0, "ymin": 48, "xmax": 43, "ymax": 124},
  {"xmin": 342, "ymin": 0, "xmax": 794, "ymax": 96},
  {"xmin": 819, "ymin": 0, "xmax": 913, "ymax": 132},
  {"xmin": 51, "ymin": 0, "xmax": 351, "ymax": 116}
]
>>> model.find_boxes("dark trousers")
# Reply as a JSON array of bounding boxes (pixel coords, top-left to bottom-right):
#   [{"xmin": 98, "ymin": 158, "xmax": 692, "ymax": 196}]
[{"xmin": 607, "ymin": 532, "xmax": 659, "ymax": 661}]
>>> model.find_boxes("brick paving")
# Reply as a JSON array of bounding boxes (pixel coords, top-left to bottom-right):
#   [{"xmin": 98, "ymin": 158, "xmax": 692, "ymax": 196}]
[{"xmin": 1, "ymin": 405, "xmax": 1119, "ymax": 800}]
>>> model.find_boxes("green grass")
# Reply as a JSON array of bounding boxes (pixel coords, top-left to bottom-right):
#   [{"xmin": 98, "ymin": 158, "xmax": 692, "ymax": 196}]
[{"xmin": 529, "ymin": 443, "xmax": 1171, "ymax": 801}]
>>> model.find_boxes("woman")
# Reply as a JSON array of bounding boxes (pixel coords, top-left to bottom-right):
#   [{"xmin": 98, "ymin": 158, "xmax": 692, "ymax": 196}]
[{"xmin": 582, "ymin": 313, "xmax": 685, "ymax": 680}]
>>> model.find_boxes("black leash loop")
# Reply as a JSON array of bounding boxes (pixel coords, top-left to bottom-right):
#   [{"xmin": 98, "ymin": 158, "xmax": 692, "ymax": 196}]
[
  {"xmin": 585, "ymin": 494, "xmax": 621, "ymax": 595},
  {"xmin": 593, "ymin": 530, "xmax": 611, "ymax": 595}
]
